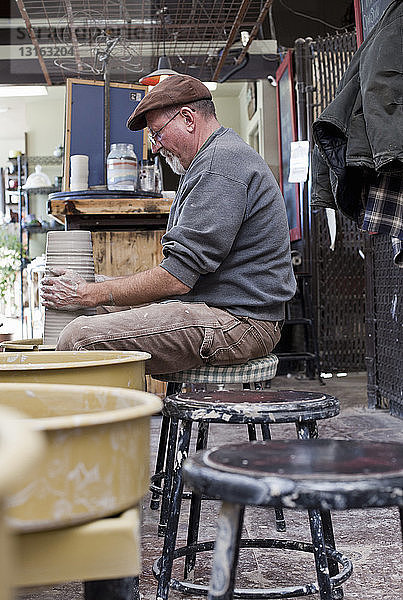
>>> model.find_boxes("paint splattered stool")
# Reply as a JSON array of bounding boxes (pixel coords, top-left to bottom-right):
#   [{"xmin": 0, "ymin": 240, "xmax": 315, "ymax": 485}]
[
  {"xmin": 183, "ymin": 439, "xmax": 403, "ymax": 600},
  {"xmin": 151, "ymin": 355, "xmax": 279, "ymax": 533},
  {"xmin": 152, "ymin": 389, "xmax": 343, "ymax": 600}
]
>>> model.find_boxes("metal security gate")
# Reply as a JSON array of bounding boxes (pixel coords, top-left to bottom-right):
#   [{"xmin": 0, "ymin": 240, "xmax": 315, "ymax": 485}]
[
  {"xmin": 293, "ymin": 31, "xmax": 367, "ymax": 373},
  {"xmin": 366, "ymin": 235, "xmax": 403, "ymax": 414}
]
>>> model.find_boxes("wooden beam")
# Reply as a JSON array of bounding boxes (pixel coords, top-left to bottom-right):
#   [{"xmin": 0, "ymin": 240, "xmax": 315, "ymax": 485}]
[
  {"xmin": 235, "ymin": 0, "xmax": 275, "ymax": 65},
  {"xmin": 15, "ymin": 0, "xmax": 52, "ymax": 86},
  {"xmin": 212, "ymin": 0, "xmax": 251, "ymax": 82}
]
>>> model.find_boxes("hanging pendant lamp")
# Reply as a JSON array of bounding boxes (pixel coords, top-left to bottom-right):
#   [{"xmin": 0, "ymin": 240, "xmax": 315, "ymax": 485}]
[
  {"xmin": 139, "ymin": 56, "xmax": 179, "ymax": 86},
  {"xmin": 139, "ymin": 7, "xmax": 178, "ymax": 86}
]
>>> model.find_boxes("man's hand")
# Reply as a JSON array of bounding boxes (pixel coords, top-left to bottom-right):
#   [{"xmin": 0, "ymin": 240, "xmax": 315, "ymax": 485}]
[{"xmin": 41, "ymin": 268, "xmax": 94, "ymax": 311}]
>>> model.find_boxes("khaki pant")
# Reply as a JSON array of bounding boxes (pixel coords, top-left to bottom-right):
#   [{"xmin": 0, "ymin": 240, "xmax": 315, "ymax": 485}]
[{"xmin": 56, "ymin": 301, "xmax": 282, "ymax": 375}]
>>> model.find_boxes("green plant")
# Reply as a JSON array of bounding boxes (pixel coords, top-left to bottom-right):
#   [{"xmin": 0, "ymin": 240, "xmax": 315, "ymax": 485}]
[{"xmin": 0, "ymin": 227, "xmax": 26, "ymax": 299}]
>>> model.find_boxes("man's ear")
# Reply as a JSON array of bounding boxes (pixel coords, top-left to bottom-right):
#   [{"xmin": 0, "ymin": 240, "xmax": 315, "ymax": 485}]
[{"xmin": 180, "ymin": 106, "xmax": 195, "ymax": 130}]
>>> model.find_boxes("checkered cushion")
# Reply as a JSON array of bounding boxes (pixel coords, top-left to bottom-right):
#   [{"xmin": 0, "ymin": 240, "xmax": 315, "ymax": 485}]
[{"xmin": 153, "ymin": 354, "xmax": 278, "ymax": 384}]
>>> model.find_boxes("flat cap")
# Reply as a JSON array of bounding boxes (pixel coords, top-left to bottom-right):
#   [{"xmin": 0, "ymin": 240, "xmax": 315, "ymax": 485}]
[{"xmin": 127, "ymin": 74, "xmax": 212, "ymax": 131}]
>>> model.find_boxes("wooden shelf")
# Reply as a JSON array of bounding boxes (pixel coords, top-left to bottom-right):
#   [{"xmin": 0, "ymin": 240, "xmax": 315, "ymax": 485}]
[
  {"xmin": 22, "ymin": 186, "xmax": 61, "ymax": 195},
  {"xmin": 49, "ymin": 197, "xmax": 172, "ymax": 215},
  {"xmin": 23, "ymin": 225, "xmax": 64, "ymax": 234},
  {"xmin": 48, "ymin": 197, "xmax": 172, "ymax": 219}
]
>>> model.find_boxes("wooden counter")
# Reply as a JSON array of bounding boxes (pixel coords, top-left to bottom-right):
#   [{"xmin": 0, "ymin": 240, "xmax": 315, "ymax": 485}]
[
  {"xmin": 48, "ymin": 196, "xmax": 172, "ymax": 274},
  {"xmin": 48, "ymin": 195, "xmax": 173, "ymax": 395},
  {"xmin": 48, "ymin": 196, "xmax": 172, "ymax": 230}
]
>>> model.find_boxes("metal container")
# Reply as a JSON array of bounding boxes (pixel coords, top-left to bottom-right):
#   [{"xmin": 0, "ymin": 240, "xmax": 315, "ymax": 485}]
[
  {"xmin": 0, "ymin": 350, "xmax": 150, "ymax": 389},
  {"xmin": 1, "ymin": 383, "xmax": 161, "ymax": 532}
]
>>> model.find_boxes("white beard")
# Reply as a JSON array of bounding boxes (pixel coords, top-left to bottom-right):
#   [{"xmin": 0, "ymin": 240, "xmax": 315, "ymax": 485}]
[{"xmin": 159, "ymin": 148, "xmax": 186, "ymax": 175}]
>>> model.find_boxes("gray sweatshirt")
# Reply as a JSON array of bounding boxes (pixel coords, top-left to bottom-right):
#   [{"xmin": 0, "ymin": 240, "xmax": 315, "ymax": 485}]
[{"xmin": 160, "ymin": 127, "xmax": 296, "ymax": 320}]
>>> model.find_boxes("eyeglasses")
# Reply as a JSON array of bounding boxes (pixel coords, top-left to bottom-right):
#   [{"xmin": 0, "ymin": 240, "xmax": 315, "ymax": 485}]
[{"xmin": 147, "ymin": 110, "xmax": 181, "ymax": 146}]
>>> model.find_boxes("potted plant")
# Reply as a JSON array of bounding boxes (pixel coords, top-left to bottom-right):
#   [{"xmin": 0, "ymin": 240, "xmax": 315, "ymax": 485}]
[{"xmin": 0, "ymin": 226, "xmax": 26, "ymax": 301}]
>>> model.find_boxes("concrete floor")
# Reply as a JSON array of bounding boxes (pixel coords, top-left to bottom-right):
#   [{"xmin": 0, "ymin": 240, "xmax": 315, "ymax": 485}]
[{"xmin": 17, "ymin": 372, "xmax": 403, "ymax": 600}]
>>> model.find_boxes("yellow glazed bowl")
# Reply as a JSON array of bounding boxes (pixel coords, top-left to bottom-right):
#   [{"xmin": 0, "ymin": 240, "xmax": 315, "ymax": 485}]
[
  {"xmin": 0, "ymin": 350, "xmax": 150, "ymax": 389},
  {"xmin": 0, "ymin": 406, "xmax": 45, "ymax": 598},
  {"xmin": 1, "ymin": 383, "xmax": 161, "ymax": 532},
  {"xmin": 0, "ymin": 338, "xmax": 55, "ymax": 352}
]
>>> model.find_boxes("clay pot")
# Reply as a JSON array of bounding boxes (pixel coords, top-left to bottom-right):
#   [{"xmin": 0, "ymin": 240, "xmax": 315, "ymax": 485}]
[
  {"xmin": 0, "ymin": 405, "xmax": 45, "ymax": 596},
  {"xmin": 0, "ymin": 338, "xmax": 55, "ymax": 352},
  {"xmin": 1, "ymin": 383, "xmax": 161, "ymax": 532},
  {"xmin": 0, "ymin": 350, "xmax": 150, "ymax": 389}
]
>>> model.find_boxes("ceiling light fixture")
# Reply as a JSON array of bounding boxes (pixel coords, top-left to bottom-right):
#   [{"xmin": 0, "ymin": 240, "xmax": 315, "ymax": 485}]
[
  {"xmin": 139, "ymin": 56, "xmax": 179, "ymax": 86},
  {"xmin": 139, "ymin": 8, "xmax": 178, "ymax": 87},
  {"xmin": 0, "ymin": 86, "xmax": 48, "ymax": 97}
]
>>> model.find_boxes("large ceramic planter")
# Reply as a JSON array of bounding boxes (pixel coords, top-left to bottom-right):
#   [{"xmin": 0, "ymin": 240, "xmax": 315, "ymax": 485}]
[
  {"xmin": 0, "ymin": 350, "xmax": 150, "ymax": 389},
  {"xmin": 0, "ymin": 338, "xmax": 55, "ymax": 352},
  {"xmin": 1, "ymin": 383, "xmax": 161, "ymax": 532},
  {"xmin": 0, "ymin": 406, "xmax": 45, "ymax": 598}
]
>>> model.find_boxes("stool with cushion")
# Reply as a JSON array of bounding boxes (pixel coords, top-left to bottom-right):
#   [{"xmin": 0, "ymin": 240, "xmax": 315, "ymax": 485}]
[
  {"xmin": 153, "ymin": 389, "xmax": 342, "ymax": 600},
  {"xmin": 151, "ymin": 355, "xmax": 279, "ymax": 520},
  {"xmin": 183, "ymin": 439, "xmax": 403, "ymax": 600}
]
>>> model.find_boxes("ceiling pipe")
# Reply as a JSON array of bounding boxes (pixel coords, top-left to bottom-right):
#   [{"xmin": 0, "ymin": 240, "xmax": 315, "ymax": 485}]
[{"xmin": 15, "ymin": 0, "xmax": 52, "ymax": 85}]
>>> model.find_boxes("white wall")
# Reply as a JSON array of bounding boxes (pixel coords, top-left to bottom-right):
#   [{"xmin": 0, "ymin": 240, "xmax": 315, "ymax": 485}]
[
  {"xmin": 0, "ymin": 87, "xmax": 66, "ymax": 169},
  {"xmin": 24, "ymin": 86, "xmax": 65, "ymax": 157},
  {"xmin": 221, "ymin": 79, "xmax": 279, "ymax": 182},
  {"xmin": 212, "ymin": 82, "xmax": 242, "ymax": 134},
  {"xmin": 0, "ymin": 101, "xmax": 27, "ymax": 166},
  {"xmin": 259, "ymin": 79, "xmax": 280, "ymax": 181}
]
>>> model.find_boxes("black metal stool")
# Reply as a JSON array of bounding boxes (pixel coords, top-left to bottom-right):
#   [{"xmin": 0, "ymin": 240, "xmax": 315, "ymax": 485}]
[
  {"xmin": 153, "ymin": 390, "xmax": 341, "ymax": 600},
  {"xmin": 151, "ymin": 355, "xmax": 279, "ymax": 532},
  {"xmin": 183, "ymin": 439, "xmax": 403, "ymax": 600}
]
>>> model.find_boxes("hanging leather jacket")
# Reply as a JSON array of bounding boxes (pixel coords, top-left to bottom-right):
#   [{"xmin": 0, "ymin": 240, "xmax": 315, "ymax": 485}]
[{"xmin": 311, "ymin": 0, "xmax": 403, "ymax": 222}]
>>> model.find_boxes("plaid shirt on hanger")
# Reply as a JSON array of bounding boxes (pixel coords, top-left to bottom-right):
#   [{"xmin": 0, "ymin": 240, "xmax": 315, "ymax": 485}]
[{"xmin": 361, "ymin": 173, "xmax": 403, "ymax": 267}]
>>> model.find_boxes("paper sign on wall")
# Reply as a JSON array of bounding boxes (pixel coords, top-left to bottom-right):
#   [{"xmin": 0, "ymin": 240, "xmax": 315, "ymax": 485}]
[{"xmin": 288, "ymin": 140, "xmax": 310, "ymax": 183}]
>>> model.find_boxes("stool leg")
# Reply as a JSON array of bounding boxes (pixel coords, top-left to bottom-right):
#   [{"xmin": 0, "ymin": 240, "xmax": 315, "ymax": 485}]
[
  {"xmin": 296, "ymin": 419, "xmax": 318, "ymax": 440},
  {"xmin": 150, "ymin": 414, "xmax": 171, "ymax": 510},
  {"xmin": 260, "ymin": 423, "xmax": 271, "ymax": 439},
  {"xmin": 207, "ymin": 502, "xmax": 245, "ymax": 600},
  {"xmin": 320, "ymin": 509, "xmax": 344, "ymax": 599},
  {"xmin": 184, "ymin": 421, "xmax": 210, "ymax": 579},
  {"xmin": 84, "ymin": 576, "xmax": 139, "ymax": 600},
  {"xmin": 308, "ymin": 509, "xmax": 332, "ymax": 600},
  {"xmin": 159, "ymin": 417, "xmax": 180, "ymax": 537},
  {"xmin": 261, "ymin": 423, "xmax": 286, "ymax": 532},
  {"xmin": 243, "ymin": 384, "xmax": 259, "ymax": 435},
  {"xmin": 156, "ymin": 420, "xmax": 193, "ymax": 600},
  {"xmin": 247, "ymin": 423, "xmax": 257, "ymax": 440},
  {"xmin": 297, "ymin": 420, "xmax": 342, "ymax": 598}
]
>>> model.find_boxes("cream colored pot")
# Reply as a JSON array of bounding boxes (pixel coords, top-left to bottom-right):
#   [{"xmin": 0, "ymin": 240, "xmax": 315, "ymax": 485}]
[
  {"xmin": 0, "ymin": 350, "xmax": 150, "ymax": 389},
  {"xmin": 0, "ymin": 406, "xmax": 45, "ymax": 599},
  {"xmin": 0, "ymin": 338, "xmax": 55, "ymax": 352},
  {"xmin": 1, "ymin": 383, "xmax": 161, "ymax": 532}
]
